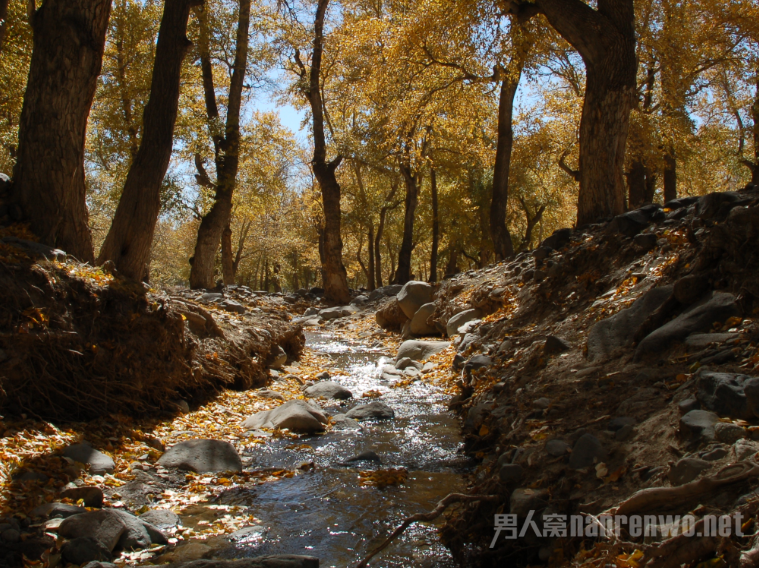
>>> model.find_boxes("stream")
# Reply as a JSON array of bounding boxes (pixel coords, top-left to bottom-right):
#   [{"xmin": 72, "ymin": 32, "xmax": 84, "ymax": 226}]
[{"xmin": 201, "ymin": 331, "xmax": 471, "ymax": 567}]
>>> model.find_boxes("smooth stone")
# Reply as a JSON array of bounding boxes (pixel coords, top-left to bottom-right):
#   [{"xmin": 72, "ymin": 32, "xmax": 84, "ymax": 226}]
[
  {"xmin": 138, "ymin": 509, "xmax": 181, "ymax": 529},
  {"xmin": 257, "ymin": 389, "xmax": 285, "ymax": 401},
  {"xmin": 30, "ymin": 502, "xmax": 86, "ymax": 519},
  {"xmin": 446, "ymin": 309, "xmax": 482, "ymax": 337},
  {"xmin": 680, "ymin": 410, "xmax": 719, "ymax": 441},
  {"xmin": 345, "ymin": 401, "xmax": 395, "ymax": 421},
  {"xmin": 342, "ymin": 451, "xmax": 381, "ymax": 464},
  {"xmin": 715, "ymin": 422, "xmax": 746, "ymax": 444},
  {"xmin": 464, "ymin": 355, "xmax": 491, "ymax": 371},
  {"xmin": 61, "ymin": 537, "xmax": 113, "ymax": 564},
  {"xmin": 58, "ymin": 509, "xmax": 166, "ymax": 552},
  {"xmin": 60, "ymin": 486, "xmax": 104, "ymax": 508},
  {"xmin": 63, "ymin": 443, "xmax": 115, "ymax": 475},
  {"xmin": 668, "ymin": 458, "xmax": 711, "ymax": 486},
  {"xmin": 696, "ymin": 370, "xmax": 752, "ymax": 420},
  {"xmin": 397, "ymin": 281, "xmax": 434, "ymax": 319},
  {"xmin": 158, "ymin": 439, "xmax": 242, "ymax": 473},
  {"xmin": 242, "ymin": 400, "xmax": 329, "ymax": 434},
  {"xmin": 545, "ymin": 439, "xmax": 570, "ymax": 457},
  {"xmin": 330, "ymin": 414, "xmax": 362, "ymax": 431},
  {"xmin": 568, "ymin": 434, "xmax": 607, "ymax": 470},
  {"xmin": 409, "ymin": 302, "xmax": 439, "ymax": 336},
  {"xmin": 395, "ymin": 340, "xmax": 449, "ymax": 363},
  {"xmin": 304, "ymin": 381, "xmax": 353, "ymax": 400},
  {"xmin": 544, "ymin": 336, "xmax": 571, "ymax": 355},
  {"xmin": 700, "ymin": 446, "xmax": 728, "ymax": 461}
]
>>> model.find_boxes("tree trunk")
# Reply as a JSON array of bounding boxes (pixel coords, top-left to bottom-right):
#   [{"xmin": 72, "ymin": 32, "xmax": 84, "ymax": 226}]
[
  {"xmin": 444, "ymin": 243, "xmax": 460, "ymax": 278},
  {"xmin": 221, "ymin": 224, "xmax": 234, "ymax": 285},
  {"xmin": 663, "ymin": 150, "xmax": 677, "ymax": 202},
  {"xmin": 429, "ymin": 167, "xmax": 439, "ymax": 282},
  {"xmin": 367, "ymin": 223, "xmax": 376, "ymax": 290},
  {"xmin": 745, "ymin": 76, "xmax": 759, "ymax": 184},
  {"xmin": 394, "ymin": 164, "xmax": 419, "ymax": 284},
  {"xmin": 189, "ymin": 0, "xmax": 250, "ymax": 289},
  {"xmin": 12, "ymin": 0, "xmax": 113, "ymax": 261},
  {"xmin": 374, "ymin": 181, "xmax": 399, "ymax": 288},
  {"xmin": 0, "ymin": 0, "xmax": 10, "ymax": 52},
  {"xmin": 529, "ymin": 0, "xmax": 637, "ymax": 226},
  {"xmin": 627, "ymin": 159, "xmax": 646, "ymax": 209},
  {"xmin": 490, "ymin": 72, "xmax": 521, "ymax": 260},
  {"xmin": 299, "ymin": 0, "xmax": 350, "ymax": 304},
  {"xmin": 98, "ymin": 0, "xmax": 200, "ymax": 280}
]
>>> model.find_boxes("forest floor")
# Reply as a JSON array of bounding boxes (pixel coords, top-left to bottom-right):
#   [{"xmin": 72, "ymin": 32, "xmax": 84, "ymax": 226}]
[{"xmin": 3, "ymin": 184, "xmax": 759, "ymax": 568}]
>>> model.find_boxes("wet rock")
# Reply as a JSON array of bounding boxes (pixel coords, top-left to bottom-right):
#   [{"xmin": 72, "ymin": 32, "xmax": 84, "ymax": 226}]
[
  {"xmin": 59, "ymin": 509, "xmax": 166, "ymax": 552},
  {"xmin": 446, "ymin": 309, "xmax": 482, "ymax": 337},
  {"xmin": 30, "ymin": 502, "xmax": 87, "ymax": 519},
  {"xmin": 499, "ymin": 464, "xmax": 524, "ymax": 484},
  {"xmin": 397, "ymin": 281, "xmax": 434, "ymax": 319},
  {"xmin": 242, "ymin": 400, "xmax": 328, "ymax": 434},
  {"xmin": 545, "ymin": 439, "xmax": 570, "ymax": 457},
  {"xmin": 680, "ymin": 409, "xmax": 718, "ymax": 441},
  {"xmin": 163, "ymin": 556, "xmax": 320, "ymax": 568},
  {"xmin": 304, "ymin": 381, "xmax": 353, "ymax": 400},
  {"xmin": 63, "ymin": 443, "xmax": 115, "ymax": 475},
  {"xmin": 270, "ymin": 346, "xmax": 287, "ymax": 370},
  {"xmin": 673, "ymin": 275, "xmax": 711, "ymax": 305},
  {"xmin": 60, "ymin": 486, "xmax": 104, "ymax": 508},
  {"xmin": 635, "ymin": 292, "xmax": 741, "ymax": 360},
  {"xmin": 510, "ymin": 488, "xmax": 548, "ymax": 517},
  {"xmin": 409, "ymin": 302, "xmax": 438, "ymax": 336},
  {"xmin": 715, "ymin": 422, "xmax": 746, "ymax": 444},
  {"xmin": 732, "ymin": 439, "xmax": 759, "ymax": 461},
  {"xmin": 139, "ymin": 510, "xmax": 181, "ymax": 529},
  {"xmin": 330, "ymin": 414, "xmax": 362, "ymax": 431},
  {"xmin": 395, "ymin": 340, "xmax": 449, "ymax": 362},
  {"xmin": 634, "ymin": 233, "xmax": 658, "ymax": 250},
  {"xmin": 345, "ymin": 401, "xmax": 395, "ymax": 421},
  {"xmin": 158, "ymin": 440, "xmax": 243, "ymax": 473},
  {"xmin": 587, "ymin": 286, "xmax": 673, "ymax": 362},
  {"xmin": 668, "ymin": 458, "xmax": 711, "ymax": 486},
  {"xmin": 343, "ymin": 451, "xmax": 381, "ymax": 464},
  {"xmin": 696, "ymin": 370, "xmax": 751, "ymax": 420},
  {"xmin": 569, "ymin": 434, "xmax": 607, "ymax": 470},
  {"xmin": 543, "ymin": 336, "xmax": 570, "ymax": 355},
  {"xmin": 61, "ymin": 537, "xmax": 113, "ymax": 565}
]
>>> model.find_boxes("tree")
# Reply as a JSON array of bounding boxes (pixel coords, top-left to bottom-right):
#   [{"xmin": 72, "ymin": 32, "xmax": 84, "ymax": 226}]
[
  {"xmin": 511, "ymin": 0, "xmax": 637, "ymax": 226},
  {"xmin": 98, "ymin": 0, "xmax": 202, "ymax": 281},
  {"xmin": 11, "ymin": 0, "xmax": 113, "ymax": 261},
  {"xmin": 189, "ymin": 0, "xmax": 251, "ymax": 289},
  {"xmin": 0, "ymin": 0, "xmax": 9, "ymax": 53}
]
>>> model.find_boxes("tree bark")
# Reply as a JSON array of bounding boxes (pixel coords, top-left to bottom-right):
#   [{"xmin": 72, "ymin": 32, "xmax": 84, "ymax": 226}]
[
  {"xmin": 743, "ymin": 76, "xmax": 759, "ymax": 184},
  {"xmin": 0, "ymin": 0, "xmax": 10, "ymax": 52},
  {"xmin": 374, "ymin": 181, "xmax": 399, "ymax": 288},
  {"xmin": 98, "ymin": 0, "xmax": 201, "ymax": 280},
  {"xmin": 429, "ymin": 167, "xmax": 439, "ymax": 282},
  {"xmin": 525, "ymin": 0, "xmax": 637, "ymax": 226},
  {"xmin": 12, "ymin": 0, "xmax": 113, "ymax": 261},
  {"xmin": 394, "ymin": 162, "xmax": 419, "ymax": 284},
  {"xmin": 663, "ymin": 150, "xmax": 677, "ymax": 202},
  {"xmin": 189, "ymin": 0, "xmax": 250, "ymax": 289},
  {"xmin": 221, "ymin": 224, "xmax": 234, "ymax": 285},
  {"xmin": 367, "ymin": 224, "xmax": 376, "ymax": 290}
]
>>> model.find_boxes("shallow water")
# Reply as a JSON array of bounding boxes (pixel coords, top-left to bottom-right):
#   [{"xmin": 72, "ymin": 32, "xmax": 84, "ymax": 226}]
[{"xmin": 189, "ymin": 332, "xmax": 470, "ymax": 568}]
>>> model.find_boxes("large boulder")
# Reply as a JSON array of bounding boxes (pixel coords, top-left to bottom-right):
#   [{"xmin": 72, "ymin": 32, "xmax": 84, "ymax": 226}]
[
  {"xmin": 696, "ymin": 370, "xmax": 753, "ymax": 420},
  {"xmin": 158, "ymin": 440, "xmax": 242, "ymax": 473},
  {"xmin": 409, "ymin": 302, "xmax": 438, "ymax": 336},
  {"xmin": 345, "ymin": 401, "xmax": 395, "ymax": 421},
  {"xmin": 446, "ymin": 309, "xmax": 482, "ymax": 337},
  {"xmin": 587, "ymin": 286, "xmax": 673, "ymax": 362},
  {"xmin": 375, "ymin": 299, "xmax": 409, "ymax": 330},
  {"xmin": 635, "ymin": 292, "xmax": 741, "ymax": 360},
  {"xmin": 58, "ymin": 509, "xmax": 166, "ymax": 552},
  {"xmin": 242, "ymin": 399, "xmax": 328, "ymax": 433},
  {"xmin": 395, "ymin": 340, "xmax": 449, "ymax": 363},
  {"xmin": 162, "ymin": 557, "xmax": 320, "ymax": 568},
  {"xmin": 397, "ymin": 281, "xmax": 434, "ymax": 319},
  {"xmin": 304, "ymin": 381, "xmax": 353, "ymax": 400},
  {"xmin": 63, "ymin": 443, "xmax": 115, "ymax": 475}
]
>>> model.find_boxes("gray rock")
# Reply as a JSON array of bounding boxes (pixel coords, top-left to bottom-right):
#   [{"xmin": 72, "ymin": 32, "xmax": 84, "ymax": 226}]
[
  {"xmin": 319, "ymin": 306, "xmax": 359, "ymax": 320},
  {"xmin": 569, "ymin": 434, "xmax": 607, "ymax": 470},
  {"xmin": 635, "ymin": 292, "xmax": 741, "ymax": 360},
  {"xmin": 685, "ymin": 333, "xmax": 739, "ymax": 350},
  {"xmin": 304, "ymin": 381, "xmax": 352, "ymax": 400},
  {"xmin": 410, "ymin": 302, "xmax": 438, "ymax": 336},
  {"xmin": 403, "ymin": 366, "xmax": 420, "ymax": 377},
  {"xmin": 270, "ymin": 346, "xmax": 287, "ymax": 370},
  {"xmin": 395, "ymin": 357, "xmax": 420, "ymax": 370},
  {"xmin": 30, "ymin": 502, "xmax": 86, "ymax": 519},
  {"xmin": 63, "ymin": 443, "xmax": 115, "ymax": 475},
  {"xmin": 701, "ymin": 446, "xmax": 728, "ymax": 461},
  {"xmin": 587, "ymin": 286, "xmax": 673, "ymax": 362},
  {"xmin": 733, "ymin": 439, "xmax": 759, "ymax": 461},
  {"xmin": 680, "ymin": 409, "xmax": 719, "ymax": 441},
  {"xmin": 544, "ymin": 335, "xmax": 571, "ymax": 355},
  {"xmin": 242, "ymin": 400, "xmax": 329, "ymax": 434},
  {"xmin": 304, "ymin": 307, "xmax": 319, "ymax": 316},
  {"xmin": 58, "ymin": 509, "xmax": 166, "ymax": 552},
  {"xmin": 607, "ymin": 417, "xmax": 636, "ymax": 431},
  {"xmin": 457, "ymin": 333, "xmax": 478, "ymax": 353},
  {"xmin": 316, "ymin": 371, "xmax": 330, "ymax": 380},
  {"xmin": 61, "ymin": 537, "xmax": 113, "ymax": 564},
  {"xmin": 696, "ymin": 370, "xmax": 752, "ymax": 420},
  {"xmin": 533, "ymin": 397, "xmax": 551, "ymax": 410},
  {"xmin": 545, "ymin": 439, "xmax": 570, "ymax": 457},
  {"xmin": 162, "ymin": 556, "xmax": 320, "ymax": 568},
  {"xmin": 60, "ymin": 486, "xmax": 104, "ymax": 508},
  {"xmin": 401, "ymin": 319, "xmax": 412, "ymax": 339},
  {"xmin": 395, "ymin": 340, "xmax": 449, "ymax": 362},
  {"xmin": 257, "ymin": 389, "xmax": 285, "ymax": 401},
  {"xmin": 715, "ymin": 422, "xmax": 746, "ymax": 444},
  {"xmin": 200, "ymin": 293, "xmax": 223, "ymax": 303},
  {"xmin": 510, "ymin": 488, "xmax": 548, "ymax": 517},
  {"xmin": 464, "ymin": 355, "xmax": 491, "ymax": 372},
  {"xmin": 678, "ymin": 398, "xmax": 700, "ymax": 414},
  {"xmin": 381, "ymin": 364, "xmax": 403, "ymax": 376},
  {"xmin": 668, "ymin": 458, "xmax": 711, "ymax": 486},
  {"xmin": 499, "ymin": 464, "xmax": 524, "ymax": 484},
  {"xmin": 330, "ymin": 414, "xmax": 362, "ymax": 430},
  {"xmin": 139, "ymin": 510, "xmax": 181, "ymax": 529},
  {"xmin": 158, "ymin": 440, "xmax": 242, "ymax": 473},
  {"xmin": 607, "ymin": 210, "xmax": 650, "ymax": 237},
  {"xmin": 220, "ymin": 300, "xmax": 246, "ymax": 314},
  {"xmin": 446, "ymin": 309, "xmax": 482, "ymax": 337},
  {"xmin": 397, "ymin": 281, "xmax": 434, "ymax": 319},
  {"xmin": 345, "ymin": 401, "xmax": 395, "ymax": 421},
  {"xmin": 350, "ymin": 295, "xmax": 369, "ymax": 305}
]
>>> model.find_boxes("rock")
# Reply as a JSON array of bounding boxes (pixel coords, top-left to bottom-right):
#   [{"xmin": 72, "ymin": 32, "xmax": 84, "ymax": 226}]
[
  {"xmin": 568, "ymin": 434, "xmax": 607, "ymax": 470},
  {"xmin": 381, "ymin": 364, "xmax": 403, "ymax": 376},
  {"xmin": 139, "ymin": 510, "xmax": 181, "ymax": 529},
  {"xmin": 242, "ymin": 400, "xmax": 328, "ymax": 434},
  {"xmin": 343, "ymin": 451, "xmax": 381, "ymax": 464},
  {"xmin": 61, "ymin": 537, "xmax": 113, "ymax": 564},
  {"xmin": 270, "ymin": 346, "xmax": 287, "ymax": 369},
  {"xmin": 587, "ymin": 286, "xmax": 673, "ymax": 362},
  {"xmin": 743, "ymin": 378, "xmax": 759, "ymax": 418},
  {"xmin": 14, "ymin": 469, "xmax": 48, "ymax": 483},
  {"xmin": 1, "ymin": 529, "xmax": 20, "ymax": 543},
  {"xmin": 60, "ymin": 486, "xmax": 104, "ymax": 508},
  {"xmin": 200, "ymin": 293, "xmax": 223, "ymax": 303},
  {"xmin": 345, "ymin": 401, "xmax": 395, "ymax": 421},
  {"xmin": 316, "ymin": 371, "xmax": 330, "ymax": 380},
  {"xmin": 533, "ymin": 397, "xmax": 551, "ymax": 410},
  {"xmin": 533, "ymin": 269, "xmax": 547, "ymax": 282},
  {"xmin": 607, "ymin": 417, "xmax": 636, "ymax": 431},
  {"xmin": 409, "ymin": 302, "xmax": 438, "ymax": 336},
  {"xmin": 697, "ymin": 191, "xmax": 742, "ymax": 220},
  {"xmin": 257, "ymin": 389, "xmax": 285, "ymax": 401},
  {"xmin": 176, "ymin": 399, "xmax": 191, "ymax": 413},
  {"xmin": 319, "ymin": 306, "xmax": 358, "ymax": 320},
  {"xmin": 397, "ymin": 281, "xmax": 434, "ymax": 319},
  {"xmin": 464, "ymin": 355, "xmax": 491, "ymax": 372},
  {"xmin": 701, "ymin": 446, "xmax": 728, "ymax": 461},
  {"xmin": 541, "ymin": 228, "xmax": 572, "ymax": 250},
  {"xmin": 715, "ymin": 422, "xmax": 746, "ymax": 444},
  {"xmin": 304, "ymin": 381, "xmax": 353, "ymax": 400},
  {"xmin": 395, "ymin": 357, "xmax": 420, "ymax": 370},
  {"xmin": 330, "ymin": 414, "xmax": 362, "ymax": 430},
  {"xmin": 82, "ymin": 562, "xmax": 117, "ymax": 568},
  {"xmin": 158, "ymin": 440, "xmax": 242, "ymax": 473},
  {"xmin": 403, "ymin": 366, "xmax": 420, "ymax": 377},
  {"xmin": 665, "ymin": 196, "xmax": 699, "ymax": 210},
  {"xmin": 668, "ymin": 458, "xmax": 711, "ymax": 486},
  {"xmin": 680, "ymin": 409, "xmax": 719, "ymax": 441},
  {"xmin": 0, "ymin": 237, "xmax": 66, "ymax": 261},
  {"xmin": 685, "ymin": 333, "xmax": 739, "ymax": 350},
  {"xmin": 63, "ymin": 444, "xmax": 115, "ymax": 475},
  {"xmin": 533, "ymin": 247, "xmax": 551, "ymax": 262},
  {"xmin": 544, "ymin": 335, "xmax": 570, "ymax": 355},
  {"xmin": 304, "ymin": 307, "xmax": 319, "ymax": 316},
  {"xmin": 220, "ymin": 300, "xmax": 246, "ymax": 314},
  {"xmin": 510, "ymin": 488, "xmax": 548, "ymax": 517},
  {"xmin": 615, "ymin": 424, "xmax": 634, "ymax": 441},
  {"xmin": 733, "ymin": 439, "xmax": 759, "ymax": 461},
  {"xmin": 162, "ymin": 557, "xmax": 320, "ymax": 568},
  {"xmin": 545, "ymin": 439, "xmax": 570, "ymax": 457},
  {"xmin": 457, "ymin": 332, "xmax": 478, "ymax": 353},
  {"xmin": 633, "ymin": 233, "xmax": 658, "ymax": 250},
  {"xmin": 678, "ymin": 398, "xmax": 700, "ymax": 414},
  {"xmin": 607, "ymin": 210, "xmax": 649, "ymax": 237},
  {"xmin": 446, "ymin": 309, "xmax": 483, "ymax": 337},
  {"xmin": 499, "ymin": 464, "xmax": 524, "ymax": 484},
  {"xmin": 350, "ymin": 295, "xmax": 369, "ymax": 305},
  {"xmin": 375, "ymin": 299, "xmax": 409, "ymax": 330},
  {"xmin": 673, "ymin": 275, "xmax": 711, "ymax": 305},
  {"xmin": 696, "ymin": 370, "xmax": 752, "ymax": 420},
  {"xmin": 395, "ymin": 340, "xmax": 449, "ymax": 362},
  {"xmin": 30, "ymin": 502, "xmax": 87, "ymax": 519},
  {"xmin": 636, "ymin": 292, "xmax": 741, "ymax": 360},
  {"xmin": 401, "ymin": 319, "xmax": 412, "ymax": 339},
  {"xmin": 58, "ymin": 509, "xmax": 166, "ymax": 552}
]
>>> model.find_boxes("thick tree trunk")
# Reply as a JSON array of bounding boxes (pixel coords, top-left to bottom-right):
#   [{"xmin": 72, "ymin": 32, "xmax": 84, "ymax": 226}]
[
  {"xmin": 12, "ymin": 0, "xmax": 113, "ymax": 261},
  {"xmin": 530, "ymin": 0, "xmax": 637, "ymax": 226},
  {"xmin": 189, "ymin": 0, "xmax": 250, "ymax": 289},
  {"xmin": 429, "ymin": 168, "xmax": 439, "ymax": 282},
  {"xmin": 221, "ymin": 224, "xmax": 234, "ymax": 285},
  {"xmin": 745, "ymin": 77, "xmax": 759, "ymax": 184},
  {"xmin": 374, "ymin": 182, "xmax": 399, "ymax": 288},
  {"xmin": 490, "ymin": 74, "xmax": 520, "ymax": 260},
  {"xmin": 444, "ymin": 244, "xmax": 459, "ymax": 278},
  {"xmin": 98, "ymin": 0, "xmax": 200, "ymax": 280},
  {"xmin": 394, "ymin": 164, "xmax": 419, "ymax": 284},
  {"xmin": 0, "ymin": 0, "xmax": 9, "ymax": 52},
  {"xmin": 663, "ymin": 150, "xmax": 677, "ymax": 202},
  {"xmin": 367, "ymin": 224, "xmax": 376, "ymax": 290}
]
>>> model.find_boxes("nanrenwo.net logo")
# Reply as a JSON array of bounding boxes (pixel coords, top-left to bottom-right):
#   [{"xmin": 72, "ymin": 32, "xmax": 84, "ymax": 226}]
[{"xmin": 491, "ymin": 512, "xmax": 745, "ymax": 547}]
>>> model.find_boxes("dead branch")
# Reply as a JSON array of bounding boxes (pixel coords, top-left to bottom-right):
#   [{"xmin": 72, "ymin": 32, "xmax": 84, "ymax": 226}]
[{"xmin": 354, "ymin": 493, "xmax": 499, "ymax": 568}]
